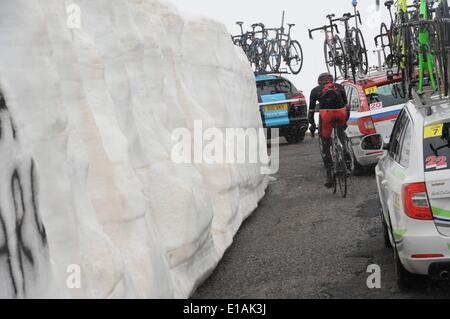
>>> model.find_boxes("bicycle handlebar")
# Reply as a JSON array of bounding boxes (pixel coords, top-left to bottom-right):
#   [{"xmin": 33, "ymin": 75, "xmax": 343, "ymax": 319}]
[
  {"xmin": 340, "ymin": 12, "xmax": 362, "ymax": 25},
  {"xmin": 308, "ymin": 24, "xmax": 339, "ymax": 40}
]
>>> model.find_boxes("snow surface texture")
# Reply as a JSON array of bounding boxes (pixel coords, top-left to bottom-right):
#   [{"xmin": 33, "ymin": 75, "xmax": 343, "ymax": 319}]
[{"xmin": 0, "ymin": 0, "xmax": 269, "ymax": 298}]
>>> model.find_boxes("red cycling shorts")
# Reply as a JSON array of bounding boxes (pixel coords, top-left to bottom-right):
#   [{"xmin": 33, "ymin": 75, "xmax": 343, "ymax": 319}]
[{"xmin": 319, "ymin": 107, "xmax": 348, "ymax": 140}]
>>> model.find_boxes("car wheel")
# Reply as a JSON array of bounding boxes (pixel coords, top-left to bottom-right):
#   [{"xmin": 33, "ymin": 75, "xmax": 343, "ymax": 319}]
[
  {"xmin": 381, "ymin": 208, "xmax": 392, "ymax": 250},
  {"xmin": 286, "ymin": 129, "xmax": 301, "ymax": 144},
  {"xmin": 347, "ymin": 140, "xmax": 365, "ymax": 176},
  {"xmin": 394, "ymin": 245, "xmax": 420, "ymax": 291},
  {"xmin": 298, "ymin": 130, "xmax": 306, "ymax": 142}
]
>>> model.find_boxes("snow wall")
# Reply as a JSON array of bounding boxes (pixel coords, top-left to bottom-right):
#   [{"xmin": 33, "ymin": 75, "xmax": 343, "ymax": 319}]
[{"xmin": 0, "ymin": 0, "xmax": 269, "ymax": 298}]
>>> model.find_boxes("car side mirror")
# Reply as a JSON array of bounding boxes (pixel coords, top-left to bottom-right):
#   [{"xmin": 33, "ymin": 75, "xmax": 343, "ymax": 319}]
[
  {"xmin": 360, "ymin": 134, "xmax": 384, "ymax": 151},
  {"xmin": 383, "ymin": 142, "xmax": 390, "ymax": 151}
]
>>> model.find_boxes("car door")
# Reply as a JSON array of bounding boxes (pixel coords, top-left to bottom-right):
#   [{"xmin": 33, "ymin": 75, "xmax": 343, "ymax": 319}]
[
  {"xmin": 344, "ymin": 84, "xmax": 361, "ymax": 139},
  {"xmin": 378, "ymin": 110, "xmax": 411, "ymax": 234}
]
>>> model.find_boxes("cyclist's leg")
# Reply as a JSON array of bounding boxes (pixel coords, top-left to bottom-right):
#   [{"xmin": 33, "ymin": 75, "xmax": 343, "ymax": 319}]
[
  {"xmin": 336, "ymin": 107, "xmax": 352, "ymax": 168},
  {"xmin": 319, "ymin": 110, "xmax": 334, "ymax": 188}
]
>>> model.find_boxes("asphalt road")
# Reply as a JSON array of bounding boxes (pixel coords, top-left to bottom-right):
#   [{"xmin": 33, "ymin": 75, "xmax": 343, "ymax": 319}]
[{"xmin": 193, "ymin": 136, "xmax": 450, "ymax": 299}]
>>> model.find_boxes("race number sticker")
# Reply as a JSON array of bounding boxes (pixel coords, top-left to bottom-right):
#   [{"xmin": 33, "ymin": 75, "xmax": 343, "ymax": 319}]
[
  {"xmin": 424, "ymin": 124, "xmax": 443, "ymax": 139},
  {"xmin": 369, "ymin": 102, "xmax": 383, "ymax": 110},
  {"xmin": 365, "ymin": 86, "xmax": 378, "ymax": 95},
  {"xmin": 426, "ymin": 155, "xmax": 448, "ymax": 170}
]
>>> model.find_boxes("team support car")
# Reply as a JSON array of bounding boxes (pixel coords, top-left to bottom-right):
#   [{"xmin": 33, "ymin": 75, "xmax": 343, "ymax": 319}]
[
  {"xmin": 376, "ymin": 96, "xmax": 450, "ymax": 289},
  {"xmin": 256, "ymin": 75, "xmax": 309, "ymax": 144},
  {"xmin": 341, "ymin": 70, "xmax": 409, "ymax": 175}
]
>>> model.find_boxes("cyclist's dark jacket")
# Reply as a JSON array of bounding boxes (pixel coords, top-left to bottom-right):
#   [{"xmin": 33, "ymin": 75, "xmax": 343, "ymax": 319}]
[{"xmin": 309, "ymin": 83, "xmax": 348, "ymax": 111}]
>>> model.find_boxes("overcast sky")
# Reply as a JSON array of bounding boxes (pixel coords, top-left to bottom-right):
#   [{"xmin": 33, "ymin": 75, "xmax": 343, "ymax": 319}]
[{"xmin": 169, "ymin": 0, "xmax": 390, "ymax": 99}]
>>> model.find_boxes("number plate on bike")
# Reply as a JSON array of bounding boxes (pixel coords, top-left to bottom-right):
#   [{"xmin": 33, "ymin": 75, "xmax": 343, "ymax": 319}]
[{"xmin": 264, "ymin": 103, "xmax": 288, "ymax": 112}]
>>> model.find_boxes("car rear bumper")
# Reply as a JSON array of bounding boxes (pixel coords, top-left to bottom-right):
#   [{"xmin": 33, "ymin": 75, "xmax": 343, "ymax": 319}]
[
  {"xmin": 263, "ymin": 118, "xmax": 308, "ymax": 131},
  {"xmin": 398, "ymin": 234, "xmax": 450, "ymax": 277}
]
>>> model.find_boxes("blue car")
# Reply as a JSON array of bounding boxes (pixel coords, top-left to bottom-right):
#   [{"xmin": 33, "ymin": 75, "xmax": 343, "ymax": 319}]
[{"xmin": 256, "ymin": 75, "xmax": 309, "ymax": 144}]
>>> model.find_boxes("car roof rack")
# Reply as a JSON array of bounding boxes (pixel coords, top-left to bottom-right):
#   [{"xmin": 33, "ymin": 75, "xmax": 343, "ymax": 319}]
[
  {"xmin": 412, "ymin": 89, "xmax": 435, "ymax": 116},
  {"xmin": 254, "ymin": 69, "xmax": 291, "ymax": 76}
]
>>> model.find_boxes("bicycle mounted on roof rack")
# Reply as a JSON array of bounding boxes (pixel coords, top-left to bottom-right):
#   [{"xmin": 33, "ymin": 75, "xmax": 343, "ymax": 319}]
[
  {"xmin": 375, "ymin": 0, "xmax": 450, "ymax": 117},
  {"xmin": 308, "ymin": 1, "xmax": 368, "ymax": 83},
  {"xmin": 232, "ymin": 11, "xmax": 304, "ymax": 76}
]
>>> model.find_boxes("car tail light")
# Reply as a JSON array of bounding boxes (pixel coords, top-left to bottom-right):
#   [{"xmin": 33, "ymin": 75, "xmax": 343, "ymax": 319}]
[
  {"xmin": 290, "ymin": 95, "xmax": 306, "ymax": 106},
  {"xmin": 358, "ymin": 116, "xmax": 376, "ymax": 135},
  {"xmin": 402, "ymin": 183, "xmax": 433, "ymax": 221}
]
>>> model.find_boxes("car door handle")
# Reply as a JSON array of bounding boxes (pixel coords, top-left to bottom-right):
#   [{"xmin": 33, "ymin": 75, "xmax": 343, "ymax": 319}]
[
  {"xmin": 376, "ymin": 171, "xmax": 384, "ymax": 178},
  {"xmin": 381, "ymin": 180, "xmax": 388, "ymax": 186}
]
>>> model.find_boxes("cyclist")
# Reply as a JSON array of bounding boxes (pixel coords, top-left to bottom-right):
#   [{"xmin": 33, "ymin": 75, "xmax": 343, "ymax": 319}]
[{"xmin": 309, "ymin": 72, "xmax": 351, "ymax": 188}]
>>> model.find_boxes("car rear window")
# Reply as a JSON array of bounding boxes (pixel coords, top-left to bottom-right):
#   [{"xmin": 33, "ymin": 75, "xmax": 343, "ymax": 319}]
[
  {"xmin": 365, "ymin": 83, "xmax": 409, "ymax": 109},
  {"xmin": 257, "ymin": 79, "xmax": 298, "ymax": 96},
  {"xmin": 423, "ymin": 122, "xmax": 450, "ymax": 172}
]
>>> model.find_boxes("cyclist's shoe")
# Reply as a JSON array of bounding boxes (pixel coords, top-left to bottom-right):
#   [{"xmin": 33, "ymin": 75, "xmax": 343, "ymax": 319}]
[{"xmin": 324, "ymin": 170, "xmax": 335, "ymax": 189}]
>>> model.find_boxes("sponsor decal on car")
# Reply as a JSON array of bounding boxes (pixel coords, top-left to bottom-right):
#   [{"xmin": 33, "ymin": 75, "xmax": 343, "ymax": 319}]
[{"xmin": 425, "ymin": 155, "xmax": 448, "ymax": 171}]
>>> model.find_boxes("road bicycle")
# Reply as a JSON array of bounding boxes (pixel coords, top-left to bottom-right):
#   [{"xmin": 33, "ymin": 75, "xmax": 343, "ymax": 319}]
[
  {"xmin": 233, "ymin": 22, "xmax": 268, "ymax": 73},
  {"xmin": 432, "ymin": 0, "xmax": 450, "ymax": 96},
  {"xmin": 309, "ymin": 7, "xmax": 368, "ymax": 81},
  {"xmin": 309, "ymin": 14, "xmax": 344, "ymax": 80},
  {"xmin": 267, "ymin": 12, "xmax": 304, "ymax": 74},
  {"xmin": 394, "ymin": 0, "xmax": 450, "ymax": 96},
  {"xmin": 338, "ymin": 11, "xmax": 369, "ymax": 82}
]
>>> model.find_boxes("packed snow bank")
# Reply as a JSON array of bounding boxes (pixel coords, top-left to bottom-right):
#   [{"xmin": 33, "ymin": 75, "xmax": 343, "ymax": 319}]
[{"xmin": 0, "ymin": 0, "xmax": 269, "ymax": 298}]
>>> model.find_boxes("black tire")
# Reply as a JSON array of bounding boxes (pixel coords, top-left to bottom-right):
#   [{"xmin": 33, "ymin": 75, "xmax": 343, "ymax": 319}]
[
  {"xmin": 394, "ymin": 245, "xmax": 422, "ymax": 291},
  {"xmin": 285, "ymin": 128, "xmax": 302, "ymax": 144},
  {"xmin": 380, "ymin": 23, "xmax": 394, "ymax": 68},
  {"xmin": 324, "ymin": 40, "xmax": 337, "ymax": 80},
  {"xmin": 381, "ymin": 205, "xmax": 392, "ymax": 249},
  {"xmin": 331, "ymin": 35, "xmax": 347, "ymax": 80},
  {"xmin": 347, "ymin": 140, "xmax": 365, "ymax": 176},
  {"xmin": 336, "ymin": 147, "xmax": 347, "ymax": 198},
  {"xmin": 287, "ymin": 40, "xmax": 304, "ymax": 75},
  {"xmin": 352, "ymin": 28, "xmax": 369, "ymax": 75},
  {"xmin": 268, "ymin": 41, "xmax": 281, "ymax": 73}
]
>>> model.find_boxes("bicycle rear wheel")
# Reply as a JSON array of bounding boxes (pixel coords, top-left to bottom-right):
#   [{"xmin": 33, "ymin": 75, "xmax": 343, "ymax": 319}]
[
  {"xmin": 332, "ymin": 36, "xmax": 347, "ymax": 80},
  {"xmin": 287, "ymin": 40, "xmax": 304, "ymax": 75},
  {"xmin": 352, "ymin": 28, "xmax": 369, "ymax": 75},
  {"xmin": 268, "ymin": 41, "xmax": 281, "ymax": 73},
  {"xmin": 336, "ymin": 145, "xmax": 348, "ymax": 198},
  {"xmin": 380, "ymin": 23, "xmax": 394, "ymax": 69}
]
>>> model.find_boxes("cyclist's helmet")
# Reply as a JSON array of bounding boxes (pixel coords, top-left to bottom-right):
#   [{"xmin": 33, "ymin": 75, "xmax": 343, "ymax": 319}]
[{"xmin": 318, "ymin": 72, "xmax": 334, "ymax": 85}]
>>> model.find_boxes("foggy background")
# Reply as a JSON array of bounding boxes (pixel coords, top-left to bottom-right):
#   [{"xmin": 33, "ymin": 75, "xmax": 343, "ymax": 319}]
[{"xmin": 169, "ymin": 0, "xmax": 390, "ymax": 100}]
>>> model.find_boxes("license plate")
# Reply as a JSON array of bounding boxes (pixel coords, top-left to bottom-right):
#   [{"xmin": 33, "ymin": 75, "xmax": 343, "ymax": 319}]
[{"xmin": 264, "ymin": 104, "xmax": 288, "ymax": 112}]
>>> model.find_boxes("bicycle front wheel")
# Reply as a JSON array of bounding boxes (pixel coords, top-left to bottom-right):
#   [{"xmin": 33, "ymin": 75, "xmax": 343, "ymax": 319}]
[
  {"xmin": 267, "ymin": 41, "xmax": 281, "ymax": 73},
  {"xmin": 380, "ymin": 23, "xmax": 394, "ymax": 69},
  {"xmin": 331, "ymin": 36, "xmax": 347, "ymax": 80},
  {"xmin": 286, "ymin": 40, "xmax": 304, "ymax": 75},
  {"xmin": 352, "ymin": 28, "xmax": 368, "ymax": 75}
]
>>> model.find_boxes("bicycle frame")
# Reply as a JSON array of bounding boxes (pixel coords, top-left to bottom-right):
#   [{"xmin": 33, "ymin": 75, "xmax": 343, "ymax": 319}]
[{"xmin": 418, "ymin": 0, "xmax": 438, "ymax": 93}]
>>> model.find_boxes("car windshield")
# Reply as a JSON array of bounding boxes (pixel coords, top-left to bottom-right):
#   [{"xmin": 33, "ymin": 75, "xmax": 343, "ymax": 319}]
[
  {"xmin": 366, "ymin": 83, "xmax": 409, "ymax": 108},
  {"xmin": 423, "ymin": 122, "xmax": 450, "ymax": 172},
  {"xmin": 257, "ymin": 79, "xmax": 298, "ymax": 96}
]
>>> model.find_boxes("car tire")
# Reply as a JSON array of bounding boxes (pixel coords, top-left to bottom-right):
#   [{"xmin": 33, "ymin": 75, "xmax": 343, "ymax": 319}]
[
  {"xmin": 381, "ymin": 209, "xmax": 392, "ymax": 250},
  {"xmin": 286, "ymin": 129, "xmax": 301, "ymax": 144},
  {"xmin": 394, "ymin": 245, "xmax": 421, "ymax": 291},
  {"xmin": 347, "ymin": 141, "xmax": 365, "ymax": 176}
]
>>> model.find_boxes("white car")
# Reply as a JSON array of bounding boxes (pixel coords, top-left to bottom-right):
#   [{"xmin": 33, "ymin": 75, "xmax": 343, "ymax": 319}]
[
  {"xmin": 376, "ymin": 95, "xmax": 450, "ymax": 289},
  {"xmin": 341, "ymin": 70, "xmax": 409, "ymax": 175}
]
